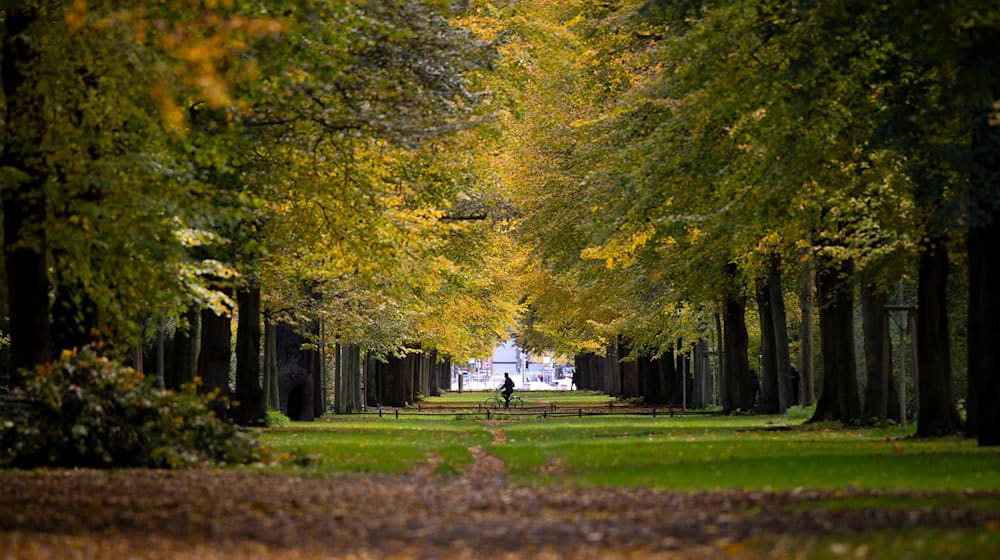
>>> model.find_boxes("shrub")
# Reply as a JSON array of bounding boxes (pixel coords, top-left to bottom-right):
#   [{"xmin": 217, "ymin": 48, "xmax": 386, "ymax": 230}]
[
  {"xmin": 264, "ymin": 410, "xmax": 291, "ymax": 427},
  {"xmin": 0, "ymin": 347, "xmax": 265, "ymax": 468},
  {"xmin": 784, "ymin": 405, "xmax": 816, "ymax": 421}
]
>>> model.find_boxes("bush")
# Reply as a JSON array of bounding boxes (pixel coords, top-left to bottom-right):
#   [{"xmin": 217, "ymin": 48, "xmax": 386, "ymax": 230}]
[
  {"xmin": 264, "ymin": 410, "xmax": 291, "ymax": 427},
  {"xmin": 0, "ymin": 347, "xmax": 265, "ymax": 468},
  {"xmin": 784, "ymin": 405, "xmax": 816, "ymax": 421}
]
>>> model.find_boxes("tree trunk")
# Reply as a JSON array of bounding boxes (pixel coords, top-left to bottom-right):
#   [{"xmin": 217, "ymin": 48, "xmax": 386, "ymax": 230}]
[
  {"xmin": 334, "ymin": 342, "xmax": 363, "ymax": 413},
  {"xmin": 264, "ymin": 318, "xmax": 279, "ymax": 410},
  {"xmin": 659, "ymin": 346, "xmax": 677, "ymax": 405},
  {"xmin": 715, "ymin": 311, "xmax": 726, "ymax": 409},
  {"xmin": 2, "ymin": 6, "xmax": 50, "ymax": 385},
  {"xmin": 197, "ymin": 308, "xmax": 232, "ymax": 415},
  {"xmin": 333, "ymin": 342, "xmax": 344, "ymax": 413},
  {"xmin": 233, "ymin": 285, "xmax": 265, "ymax": 425},
  {"xmin": 969, "ymin": 220, "xmax": 1000, "ymax": 445},
  {"xmin": 915, "ymin": 239, "xmax": 963, "ymax": 436},
  {"xmin": 365, "ymin": 353, "xmax": 378, "ymax": 407},
  {"xmin": 967, "ymin": 64, "xmax": 1000, "ymax": 444},
  {"xmin": 756, "ymin": 278, "xmax": 779, "ymax": 414},
  {"xmin": 429, "ymin": 350, "xmax": 440, "ymax": 397},
  {"xmin": 169, "ymin": 306, "xmax": 198, "ymax": 390},
  {"xmin": 262, "ymin": 316, "xmax": 273, "ymax": 410},
  {"xmin": 809, "ymin": 257, "xmax": 861, "ymax": 424},
  {"xmin": 799, "ymin": 249, "xmax": 816, "ymax": 406},
  {"xmin": 722, "ymin": 265, "xmax": 753, "ymax": 413},
  {"xmin": 621, "ymin": 359, "xmax": 639, "ymax": 398},
  {"xmin": 861, "ymin": 284, "xmax": 901, "ymax": 423},
  {"xmin": 276, "ymin": 323, "xmax": 314, "ymax": 421},
  {"xmin": 768, "ymin": 254, "xmax": 793, "ymax": 411},
  {"xmin": 312, "ymin": 322, "xmax": 326, "ymax": 418},
  {"xmin": 696, "ymin": 339, "xmax": 710, "ymax": 408}
]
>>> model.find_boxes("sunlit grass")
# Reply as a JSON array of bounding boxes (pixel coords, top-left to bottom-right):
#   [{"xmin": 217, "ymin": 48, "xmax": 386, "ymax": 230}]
[
  {"xmin": 256, "ymin": 402, "xmax": 1000, "ymax": 492},
  {"xmin": 256, "ymin": 416, "xmax": 491, "ymax": 475},
  {"xmin": 739, "ymin": 526, "xmax": 1000, "ymax": 560},
  {"xmin": 422, "ymin": 390, "xmax": 613, "ymax": 409},
  {"xmin": 491, "ymin": 416, "xmax": 998, "ymax": 490}
]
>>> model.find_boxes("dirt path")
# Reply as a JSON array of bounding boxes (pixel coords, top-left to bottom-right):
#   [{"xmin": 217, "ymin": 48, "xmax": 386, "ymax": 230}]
[{"xmin": 0, "ymin": 467, "xmax": 997, "ymax": 559}]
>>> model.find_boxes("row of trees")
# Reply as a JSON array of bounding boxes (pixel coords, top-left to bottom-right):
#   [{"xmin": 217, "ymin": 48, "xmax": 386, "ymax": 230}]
[
  {"xmin": 1, "ymin": 1, "xmax": 523, "ymax": 424},
  {"xmin": 3, "ymin": 1, "xmax": 997, "ymax": 446},
  {"xmin": 471, "ymin": 0, "xmax": 998, "ymax": 444}
]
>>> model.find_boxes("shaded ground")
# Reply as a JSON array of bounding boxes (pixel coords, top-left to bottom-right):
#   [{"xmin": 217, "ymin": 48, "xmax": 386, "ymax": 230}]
[{"xmin": 2, "ymin": 439, "xmax": 998, "ymax": 559}]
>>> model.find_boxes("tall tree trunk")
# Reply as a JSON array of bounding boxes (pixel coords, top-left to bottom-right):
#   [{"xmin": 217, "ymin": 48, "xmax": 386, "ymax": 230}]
[
  {"xmin": 967, "ymin": 59, "xmax": 1000, "ymax": 445},
  {"xmin": 333, "ymin": 342, "xmax": 344, "ymax": 413},
  {"xmin": 658, "ymin": 346, "xmax": 677, "ymax": 405},
  {"xmin": 429, "ymin": 350, "xmax": 440, "ymax": 397},
  {"xmin": 233, "ymin": 285, "xmax": 265, "ymax": 425},
  {"xmin": 197, "ymin": 308, "xmax": 232, "ymax": 415},
  {"xmin": 915, "ymin": 239, "xmax": 963, "ymax": 436},
  {"xmin": 715, "ymin": 311, "xmax": 726, "ymax": 409},
  {"xmin": 799, "ymin": 249, "xmax": 816, "ymax": 406},
  {"xmin": 969, "ymin": 219, "xmax": 1000, "ymax": 445},
  {"xmin": 268, "ymin": 321, "xmax": 279, "ymax": 410},
  {"xmin": 276, "ymin": 323, "xmax": 314, "ymax": 421},
  {"xmin": 353, "ymin": 345, "xmax": 365, "ymax": 408},
  {"xmin": 365, "ymin": 353, "xmax": 378, "ymax": 407},
  {"xmin": 756, "ymin": 278, "xmax": 779, "ymax": 414},
  {"xmin": 2, "ymin": 6, "xmax": 50, "ymax": 384},
  {"xmin": 768, "ymin": 254, "xmax": 793, "ymax": 411},
  {"xmin": 262, "ymin": 316, "xmax": 275, "ymax": 410},
  {"xmin": 861, "ymin": 284, "xmax": 900, "ymax": 423},
  {"xmin": 619, "ymin": 339, "xmax": 638, "ymax": 398},
  {"xmin": 169, "ymin": 306, "xmax": 198, "ymax": 390},
  {"xmin": 155, "ymin": 317, "xmax": 166, "ymax": 389},
  {"xmin": 809, "ymin": 257, "xmax": 861, "ymax": 424},
  {"xmin": 312, "ymin": 322, "xmax": 326, "ymax": 418},
  {"xmin": 334, "ymin": 342, "xmax": 363, "ymax": 413},
  {"xmin": 607, "ymin": 341, "xmax": 621, "ymax": 396},
  {"xmin": 722, "ymin": 265, "xmax": 752, "ymax": 413},
  {"xmin": 697, "ymin": 339, "xmax": 710, "ymax": 408}
]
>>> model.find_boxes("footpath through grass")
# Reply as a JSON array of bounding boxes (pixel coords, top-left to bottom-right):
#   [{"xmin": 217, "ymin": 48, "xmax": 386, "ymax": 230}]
[
  {"xmin": 250, "ymin": 397, "xmax": 1000, "ymax": 557},
  {"xmin": 3, "ymin": 391, "xmax": 999, "ymax": 559},
  {"xmin": 258, "ymin": 403, "xmax": 1000, "ymax": 493}
]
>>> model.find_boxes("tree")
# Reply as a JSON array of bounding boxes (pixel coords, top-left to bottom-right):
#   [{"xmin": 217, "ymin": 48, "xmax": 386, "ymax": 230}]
[
  {"xmin": 809, "ymin": 255, "xmax": 860, "ymax": 424},
  {"xmin": 2, "ymin": 1, "xmax": 284, "ymax": 382}
]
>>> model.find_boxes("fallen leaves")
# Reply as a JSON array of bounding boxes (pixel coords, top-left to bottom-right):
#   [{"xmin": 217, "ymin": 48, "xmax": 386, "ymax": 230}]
[{"xmin": 0, "ymin": 465, "xmax": 997, "ymax": 559}]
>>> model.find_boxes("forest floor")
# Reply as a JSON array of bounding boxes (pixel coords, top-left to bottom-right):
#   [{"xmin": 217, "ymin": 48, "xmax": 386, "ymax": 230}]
[{"xmin": 2, "ymin": 440, "xmax": 999, "ymax": 559}]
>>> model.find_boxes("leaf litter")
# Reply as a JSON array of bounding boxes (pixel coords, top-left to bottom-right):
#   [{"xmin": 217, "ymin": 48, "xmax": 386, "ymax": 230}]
[{"xmin": 1, "ymin": 446, "xmax": 997, "ymax": 559}]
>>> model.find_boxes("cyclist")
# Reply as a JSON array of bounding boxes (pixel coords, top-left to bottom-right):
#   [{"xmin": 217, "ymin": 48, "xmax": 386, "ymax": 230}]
[{"xmin": 501, "ymin": 373, "xmax": 515, "ymax": 408}]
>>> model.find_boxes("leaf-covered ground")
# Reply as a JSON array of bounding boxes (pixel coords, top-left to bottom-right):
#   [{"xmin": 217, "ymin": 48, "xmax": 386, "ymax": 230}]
[{"xmin": 2, "ymin": 440, "xmax": 998, "ymax": 559}]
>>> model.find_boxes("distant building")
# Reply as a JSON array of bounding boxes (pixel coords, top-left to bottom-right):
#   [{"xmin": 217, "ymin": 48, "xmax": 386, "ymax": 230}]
[
  {"xmin": 491, "ymin": 339, "xmax": 522, "ymax": 377},
  {"xmin": 489, "ymin": 338, "xmax": 555, "ymax": 384}
]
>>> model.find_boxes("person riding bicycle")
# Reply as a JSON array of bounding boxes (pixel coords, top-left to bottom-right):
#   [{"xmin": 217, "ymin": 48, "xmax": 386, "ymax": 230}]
[{"xmin": 501, "ymin": 373, "xmax": 515, "ymax": 408}]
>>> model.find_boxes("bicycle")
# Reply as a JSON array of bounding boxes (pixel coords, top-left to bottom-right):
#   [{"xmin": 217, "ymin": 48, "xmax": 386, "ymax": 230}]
[{"xmin": 483, "ymin": 389, "xmax": 523, "ymax": 409}]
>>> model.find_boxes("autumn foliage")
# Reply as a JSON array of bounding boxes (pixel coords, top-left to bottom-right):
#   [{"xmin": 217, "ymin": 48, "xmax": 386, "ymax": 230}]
[{"xmin": 0, "ymin": 348, "xmax": 262, "ymax": 468}]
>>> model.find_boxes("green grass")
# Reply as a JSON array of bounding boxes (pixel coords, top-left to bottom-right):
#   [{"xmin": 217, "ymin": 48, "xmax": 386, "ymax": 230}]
[
  {"xmin": 256, "ymin": 416, "xmax": 491, "ymax": 475},
  {"xmin": 421, "ymin": 389, "xmax": 613, "ymax": 409},
  {"xmin": 256, "ymin": 405, "xmax": 1000, "ymax": 492},
  {"xmin": 250, "ymin": 406, "xmax": 999, "ymax": 557},
  {"xmin": 740, "ymin": 526, "xmax": 1000, "ymax": 559},
  {"xmin": 489, "ymin": 416, "xmax": 999, "ymax": 490}
]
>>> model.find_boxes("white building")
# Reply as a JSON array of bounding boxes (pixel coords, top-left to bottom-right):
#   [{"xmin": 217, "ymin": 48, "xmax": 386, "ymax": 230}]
[{"xmin": 491, "ymin": 338, "xmax": 522, "ymax": 377}]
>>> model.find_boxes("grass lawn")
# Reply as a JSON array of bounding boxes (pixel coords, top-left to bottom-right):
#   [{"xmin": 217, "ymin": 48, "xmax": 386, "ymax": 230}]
[
  {"xmin": 4, "ymin": 391, "xmax": 998, "ymax": 559},
  {"xmin": 252, "ymin": 398, "xmax": 1000, "ymax": 557},
  {"xmin": 257, "ymin": 396, "xmax": 1000, "ymax": 492},
  {"xmin": 490, "ymin": 416, "xmax": 1000, "ymax": 490},
  {"xmin": 258, "ymin": 416, "xmax": 491, "ymax": 475},
  {"xmin": 412, "ymin": 389, "xmax": 613, "ymax": 409}
]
